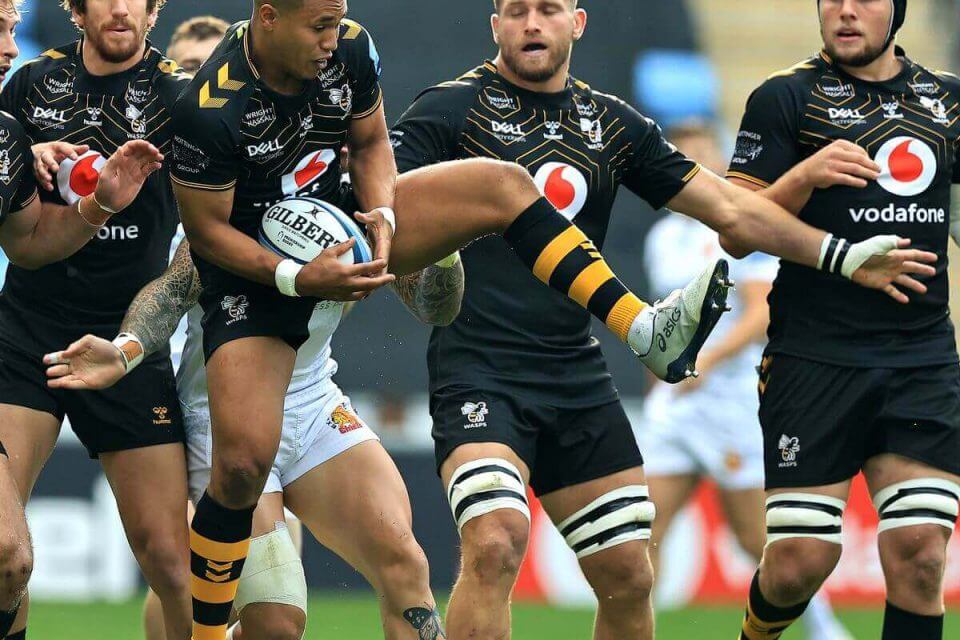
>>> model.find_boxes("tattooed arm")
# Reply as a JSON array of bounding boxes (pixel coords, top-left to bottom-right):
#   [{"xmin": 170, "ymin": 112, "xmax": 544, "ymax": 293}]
[
  {"xmin": 42, "ymin": 238, "xmax": 203, "ymax": 390},
  {"xmin": 120, "ymin": 237, "xmax": 202, "ymax": 355},
  {"xmin": 392, "ymin": 254, "xmax": 465, "ymax": 326}
]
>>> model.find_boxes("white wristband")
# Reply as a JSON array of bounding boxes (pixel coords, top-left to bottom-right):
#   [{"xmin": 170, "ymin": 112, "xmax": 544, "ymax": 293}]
[
  {"xmin": 378, "ymin": 207, "xmax": 396, "ymax": 235},
  {"xmin": 112, "ymin": 333, "xmax": 144, "ymax": 372},
  {"xmin": 93, "ymin": 191, "xmax": 121, "ymax": 215},
  {"xmin": 275, "ymin": 259, "xmax": 302, "ymax": 297}
]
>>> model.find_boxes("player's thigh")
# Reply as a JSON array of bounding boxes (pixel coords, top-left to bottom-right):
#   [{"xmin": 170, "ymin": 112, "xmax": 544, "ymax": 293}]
[
  {"xmin": 251, "ymin": 491, "xmax": 288, "ymax": 537},
  {"xmin": 391, "ymin": 158, "xmax": 536, "ymax": 276},
  {"xmin": 282, "ymin": 440, "xmax": 417, "ymax": 575},
  {"xmin": 0, "ymin": 454, "xmax": 30, "ymax": 558},
  {"xmin": 0, "ymin": 404, "xmax": 60, "ymax": 501},
  {"xmin": 646, "ymin": 473, "xmax": 700, "ymax": 543},
  {"xmin": 439, "ymin": 442, "xmax": 531, "ymax": 489},
  {"xmin": 717, "ymin": 486, "xmax": 767, "ymax": 557}
]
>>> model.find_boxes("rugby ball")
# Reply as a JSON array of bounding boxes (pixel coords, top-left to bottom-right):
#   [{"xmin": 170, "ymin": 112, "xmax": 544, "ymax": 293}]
[{"xmin": 259, "ymin": 197, "xmax": 372, "ymax": 265}]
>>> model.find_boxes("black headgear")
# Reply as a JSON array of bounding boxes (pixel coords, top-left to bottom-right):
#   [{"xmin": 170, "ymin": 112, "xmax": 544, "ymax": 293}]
[{"xmin": 818, "ymin": 0, "xmax": 907, "ymax": 51}]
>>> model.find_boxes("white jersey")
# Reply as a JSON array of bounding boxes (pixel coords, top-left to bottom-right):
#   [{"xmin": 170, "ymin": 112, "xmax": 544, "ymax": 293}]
[{"xmin": 643, "ymin": 213, "xmax": 778, "ymax": 393}]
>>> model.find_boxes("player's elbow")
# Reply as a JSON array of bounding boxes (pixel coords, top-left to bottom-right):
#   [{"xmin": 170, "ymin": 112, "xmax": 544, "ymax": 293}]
[
  {"xmin": 719, "ymin": 233, "xmax": 753, "ymax": 259},
  {"xmin": 3, "ymin": 243, "xmax": 48, "ymax": 270},
  {"xmin": 716, "ymin": 188, "xmax": 757, "ymax": 259}
]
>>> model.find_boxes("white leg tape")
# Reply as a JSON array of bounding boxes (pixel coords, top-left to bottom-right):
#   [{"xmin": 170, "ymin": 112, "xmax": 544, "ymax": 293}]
[
  {"xmin": 234, "ymin": 523, "xmax": 308, "ymax": 615},
  {"xmin": 766, "ymin": 493, "xmax": 846, "ymax": 546},
  {"xmin": 447, "ymin": 458, "xmax": 529, "ymax": 533},
  {"xmin": 873, "ymin": 478, "xmax": 960, "ymax": 533},
  {"xmin": 557, "ymin": 486, "xmax": 655, "ymax": 559}
]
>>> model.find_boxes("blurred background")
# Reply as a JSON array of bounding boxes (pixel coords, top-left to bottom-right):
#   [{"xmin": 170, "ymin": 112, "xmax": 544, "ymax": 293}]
[{"xmin": 11, "ymin": 1, "xmax": 960, "ymax": 638}]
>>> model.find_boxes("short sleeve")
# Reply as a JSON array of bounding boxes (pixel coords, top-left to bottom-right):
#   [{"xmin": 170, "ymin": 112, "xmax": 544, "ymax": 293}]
[
  {"xmin": 726, "ymin": 77, "xmax": 803, "ymax": 188},
  {"xmin": 169, "ymin": 90, "xmax": 240, "ymax": 191},
  {"xmin": 390, "ymin": 84, "xmax": 472, "ymax": 173},
  {"xmin": 620, "ymin": 104, "xmax": 702, "ymax": 210},
  {"xmin": 0, "ymin": 112, "xmax": 38, "ymax": 223},
  {"xmin": 343, "ymin": 20, "xmax": 383, "ymax": 119}
]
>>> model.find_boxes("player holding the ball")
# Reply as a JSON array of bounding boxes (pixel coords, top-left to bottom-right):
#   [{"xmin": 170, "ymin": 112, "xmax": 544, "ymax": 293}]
[{"xmin": 166, "ymin": 2, "xmax": 939, "ymax": 638}]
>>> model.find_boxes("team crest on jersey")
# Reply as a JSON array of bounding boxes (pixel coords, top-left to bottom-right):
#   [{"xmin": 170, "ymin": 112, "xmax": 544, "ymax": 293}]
[
  {"xmin": 580, "ymin": 118, "xmax": 603, "ymax": 149},
  {"xmin": 0, "ymin": 150, "xmax": 11, "ymax": 184},
  {"xmin": 221, "ymin": 295, "xmax": 249, "ymax": 325},
  {"xmin": 0, "ymin": 128, "xmax": 10, "ymax": 146},
  {"xmin": 874, "ymin": 136, "xmax": 937, "ymax": 197},
  {"xmin": 574, "ymin": 99, "xmax": 596, "ymax": 117},
  {"xmin": 328, "ymin": 84, "xmax": 353, "ymax": 115},
  {"xmin": 533, "ymin": 162, "xmax": 588, "ymax": 221},
  {"xmin": 461, "ymin": 401, "xmax": 488, "ymax": 429},
  {"xmin": 281, "ymin": 149, "xmax": 336, "ymax": 196},
  {"xmin": 778, "ymin": 434, "xmax": 800, "ymax": 468},
  {"xmin": 329, "ymin": 404, "xmax": 364, "ymax": 434},
  {"xmin": 57, "ymin": 150, "xmax": 106, "ymax": 205},
  {"xmin": 919, "ymin": 96, "xmax": 949, "ymax": 124}
]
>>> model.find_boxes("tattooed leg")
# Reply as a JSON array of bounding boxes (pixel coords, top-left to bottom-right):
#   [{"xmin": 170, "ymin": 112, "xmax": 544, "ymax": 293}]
[{"xmin": 404, "ymin": 607, "xmax": 446, "ymax": 640}]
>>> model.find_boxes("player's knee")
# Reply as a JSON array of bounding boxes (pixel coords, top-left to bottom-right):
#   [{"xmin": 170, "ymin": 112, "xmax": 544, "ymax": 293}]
[
  {"xmin": 0, "ymin": 535, "xmax": 32, "ymax": 603},
  {"xmin": 481, "ymin": 159, "xmax": 537, "ymax": 225},
  {"xmin": 586, "ymin": 547, "xmax": 654, "ymax": 606},
  {"xmin": 372, "ymin": 537, "xmax": 432, "ymax": 596},
  {"xmin": 883, "ymin": 526, "xmax": 948, "ymax": 601},
  {"xmin": 241, "ymin": 604, "xmax": 306, "ymax": 640},
  {"xmin": 131, "ymin": 533, "xmax": 189, "ymax": 596},
  {"xmin": 462, "ymin": 512, "xmax": 529, "ymax": 584},
  {"xmin": 214, "ymin": 455, "xmax": 273, "ymax": 505},
  {"xmin": 762, "ymin": 539, "xmax": 839, "ymax": 603}
]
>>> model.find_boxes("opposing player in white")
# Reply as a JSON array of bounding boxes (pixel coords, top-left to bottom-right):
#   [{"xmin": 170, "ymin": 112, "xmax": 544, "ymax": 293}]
[
  {"xmin": 640, "ymin": 123, "xmax": 851, "ymax": 640},
  {"xmin": 43, "ymin": 227, "xmax": 464, "ymax": 640}
]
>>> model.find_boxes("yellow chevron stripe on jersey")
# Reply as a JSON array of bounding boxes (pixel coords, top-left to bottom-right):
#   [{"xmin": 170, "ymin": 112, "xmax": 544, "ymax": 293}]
[
  {"xmin": 41, "ymin": 48, "xmax": 66, "ymax": 60},
  {"xmin": 767, "ymin": 59, "xmax": 816, "ymax": 80},
  {"xmin": 342, "ymin": 19, "xmax": 363, "ymax": 40},
  {"xmin": 158, "ymin": 59, "xmax": 182, "ymax": 75},
  {"xmin": 199, "ymin": 82, "xmax": 228, "ymax": 109},
  {"xmin": 217, "ymin": 63, "xmax": 245, "ymax": 91}
]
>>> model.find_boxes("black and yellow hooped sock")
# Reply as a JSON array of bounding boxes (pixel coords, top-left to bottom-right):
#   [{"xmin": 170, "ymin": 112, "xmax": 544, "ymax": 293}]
[
  {"xmin": 504, "ymin": 197, "xmax": 647, "ymax": 341},
  {"xmin": 739, "ymin": 571, "xmax": 810, "ymax": 640},
  {"xmin": 190, "ymin": 492, "xmax": 254, "ymax": 640}
]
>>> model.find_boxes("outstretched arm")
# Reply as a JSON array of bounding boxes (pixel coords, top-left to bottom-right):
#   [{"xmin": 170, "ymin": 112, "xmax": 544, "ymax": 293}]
[
  {"xmin": 392, "ymin": 253, "xmax": 464, "ymax": 326},
  {"xmin": 42, "ymin": 238, "xmax": 202, "ymax": 390}
]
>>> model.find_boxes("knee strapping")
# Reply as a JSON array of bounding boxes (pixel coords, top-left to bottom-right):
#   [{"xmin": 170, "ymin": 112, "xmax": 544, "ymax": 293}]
[
  {"xmin": 557, "ymin": 486, "xmax": 655, "ymax": 559},
  {"xmin": 766, "ymin": 493, "xmax": 846, "ymax": 546},
  {"xmin": 447, "ymin": 458, "xmax": 530, "ymax": 533},
  {"xmin": 873, "ymin": 478, "xmax": 960, "ymax": 533},
  {"xmin": 234, "ymin": 523, "xmax": 307, "ymax": 616}
]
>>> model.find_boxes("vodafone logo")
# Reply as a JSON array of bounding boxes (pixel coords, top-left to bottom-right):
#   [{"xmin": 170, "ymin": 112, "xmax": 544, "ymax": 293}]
[
  {"xmin": 57, "ymin": 150, "xmax": 106, "ymax": 205},
  {"xmin": 533, "ymin": 163, "xmax": 587, "ymax": 221},
  {"xmin": 281, "ymin": 149, "xmax": 336, "ymax": 196},
  {"xmin": 875, "ymin": 137, "xmax": 937, "ymax": 197}
]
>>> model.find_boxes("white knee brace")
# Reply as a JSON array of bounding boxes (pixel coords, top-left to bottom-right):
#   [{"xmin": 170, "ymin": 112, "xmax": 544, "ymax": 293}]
[
  {"xmin": 557, "ymin": 486, "xmax": 656, "ymax": 559},
  {"xmin": 766, "ymin": 493, "xmax": 846, "ymax": 546},
  {"xmin": 234, "ymin": 523, "xmax": 308, "ymax": 615},
  {"xmin": 447, "ymin": 458, "xmax": 530, "ymax": 533},
  {"xmin": 873, "ymin": 478, "xmax": 960, "ymax": 534}
]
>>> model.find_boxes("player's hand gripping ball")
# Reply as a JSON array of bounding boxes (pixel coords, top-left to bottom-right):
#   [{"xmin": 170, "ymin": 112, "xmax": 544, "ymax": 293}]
[{"xmin": 259, "ymin": 197, "xmax": 372, "ymax": 266}]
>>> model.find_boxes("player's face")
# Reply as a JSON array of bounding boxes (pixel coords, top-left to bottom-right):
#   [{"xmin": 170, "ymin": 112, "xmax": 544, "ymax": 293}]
[
  {"xmin": 0, "ymin": 2, "xmax": 20, "ymax": 84},
  {"xmin": 493, "ymin": 0, "xmax": 585, "ymax": 84},
  {"xmin": 75, "ymin": 0, "xmax": 157, "ymax": 64},
  {"xmin": 168, "ymin": 37, "xmax": 221, "ymax": 74},
  {"xmin": 820, "ymin": 0, "xmax": 893, "ymax": 67},
  {"xmin": 274, "ymin": 0, "xmax": 346, "ymax": 81}
]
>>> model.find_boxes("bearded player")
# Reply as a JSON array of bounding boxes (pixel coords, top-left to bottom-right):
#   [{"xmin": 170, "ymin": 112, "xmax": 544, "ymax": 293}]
[
  {"xmin": 386, "ymin": 1, "xmax": 941, "ymax": 637},
  {"xmin": 726, "ymin": 2, "xmax": 960, "ymax": 639},
  {"xmin": 0, "ymin": 1, "xmax": 196, "ymax": 637},
  {"xmin": 169, "ymin": 2, "xmax": 937, "ymax": 638}
]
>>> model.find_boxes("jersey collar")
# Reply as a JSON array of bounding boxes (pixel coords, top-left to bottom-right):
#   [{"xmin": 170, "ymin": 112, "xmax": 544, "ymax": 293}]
[{"xmin": 486, "ymin": 60, "xmax": 575, "ymax": 108}]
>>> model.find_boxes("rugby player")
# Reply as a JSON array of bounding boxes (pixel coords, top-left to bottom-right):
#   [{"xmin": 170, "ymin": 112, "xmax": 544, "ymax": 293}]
[
  {"xmin": 169, "ymin": 2, "xmax": 934, "ymax": 637},
  {"xmin": 726, "ymin": 2, "xmax": 960, "ymax": 639},
  {"xmin": 640, "ymin": 121, "xmax": 850, "ymax": 640},
  {"xmin": 0, "ymin": 1, "xmax": 195, "ymax": 637},
  {"xmin": 166, "ymin": 15, "xmax": 230, "ymax": 74},
  {"xmin": 387, "ymin": 1, "xmax": 939, "ymax": 637},
  {"xmin": 44, "ymin": 239, "xmax": 463, "ymax": 640}
]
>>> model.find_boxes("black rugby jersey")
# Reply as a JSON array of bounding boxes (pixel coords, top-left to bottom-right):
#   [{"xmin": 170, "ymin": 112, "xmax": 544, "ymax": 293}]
[
  {"xmin": 392, "ymin": 61, "xmax": 700, "ymax": 406},
  {"xmin": 0, "ymin": 111, "xmax": 38, "ymax": 224},
  {"xmin": 729, "ymin": 49, "xmax": 960, "ymax": 368},
  {"xmin": 170, "ymin": 19, "xmax": 382, "ymax": 278},
  {"xmin": 0, "ymin": 40, "xmax": 189, "ymax": 334}
]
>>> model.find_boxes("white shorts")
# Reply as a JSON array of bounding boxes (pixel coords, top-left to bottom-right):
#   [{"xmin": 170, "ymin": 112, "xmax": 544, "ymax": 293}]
[
  {"xmin": 637, "ymin": 376, "xmax": 764, "ymax": 490},
  {"xmin": 185, "ymin": 380, "xmax": 379, "ymax": 503}
]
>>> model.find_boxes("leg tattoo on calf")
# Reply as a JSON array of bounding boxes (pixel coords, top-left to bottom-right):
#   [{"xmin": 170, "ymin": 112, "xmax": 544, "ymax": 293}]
[{"xmin": 403, "ymin": 606, "xmax": 446, "ymax": 640}]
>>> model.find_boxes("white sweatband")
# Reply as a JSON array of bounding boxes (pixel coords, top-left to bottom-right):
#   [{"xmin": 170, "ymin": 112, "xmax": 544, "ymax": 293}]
[
  {"xmin": 275, "ymin": 259, "xmax": 302, "ymax": 297},
  {"xmin": 873, "ymin": 478, "xmax": 960, "ymax": 533},
  {"xmin": 435, "ymin": 251, "xmax": 461, "ymax": 269},
  {"xmin": 839, "ymin": 235, "xmax": 900, "ymax": 279},
  {"xmin": 112, "ymin": 333, "xmax": 144, "ymax": 372},
  {"xmin": 447, "ymin": 458, "xmax": 529, "ymax": 533},
  {"xmin": 817, "ymin": 233, "xmax": 852, "ymax": 276},
  {"xmin": 93, "ymin": 191, "xmax": 121, "ymax": 215},
  {"xmin": 234, "ymin": 523, "xmax": 307, "ymax": 615},
  {"xmin": 766, "ymin": 493, "xmax": 846, "ymax": 546},
  {"xmin": 378, "ymin": 207, "xmax": 396, "ymax": 235},
  {"xmin": 557, "ymin": 485, "xmax": 656, "ymax": 559}
]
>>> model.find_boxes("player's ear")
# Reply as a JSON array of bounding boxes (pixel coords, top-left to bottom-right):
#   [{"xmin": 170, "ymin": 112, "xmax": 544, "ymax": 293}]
[
  {"xmin": 257, "ymin": 3, "xmax": 280, "ymax": 30},
  {"xmin": 491, "ymin": 13, "xmax": 500, "ymax": 46},
  {"xmin": 573, "ymin": 8, "xmax": 587, "ymax": 40},
  {"xmin": 147, "ymin": 9, "xmax": 159, "ymax": 31}
]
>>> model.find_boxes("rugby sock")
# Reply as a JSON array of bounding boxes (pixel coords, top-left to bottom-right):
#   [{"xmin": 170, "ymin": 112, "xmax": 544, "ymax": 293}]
[
  {"xmin": 739, "ymin": 572, "xmax": 810, "ymax": 640},
  {"xmin": 190, "ymin": 492, "xmax": 254, "ymax": 640},
  {"xmin": 0, "ymin": 605, "xmax": 17, "ymax": 637},
  {"xmin": 504, "ymin": 197, "xmax": 647, "ymax": 341},
  {"xmin": 882, "ymin": 601, "xmax": 943, "ymax": 639}
]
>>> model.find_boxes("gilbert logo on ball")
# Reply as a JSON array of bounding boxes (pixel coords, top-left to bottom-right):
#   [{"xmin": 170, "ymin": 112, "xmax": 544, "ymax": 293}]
[
  {"xmin": 260, "ymin": 197, "xmax": 371, "ymax": 266},
  {"xmin": 281, "ymin": 149, "xmax": 336, "ymax": 196},
  {"xmin": 874, "ymin": 136, "xmax": 937, "ymax": 197},
  {"xmin": 533, "ymin": 162, "xmax": 588, "ymax": 220},
  {"xmin": 57, "ymin": 150, "xmax": 106, "ymax": 205}
]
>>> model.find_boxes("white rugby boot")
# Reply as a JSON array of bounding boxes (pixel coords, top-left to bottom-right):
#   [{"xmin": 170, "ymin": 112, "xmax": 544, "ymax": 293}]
[{"xmin": 628, "ymin": 258, "xmax": 733, "ymax": 383}]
